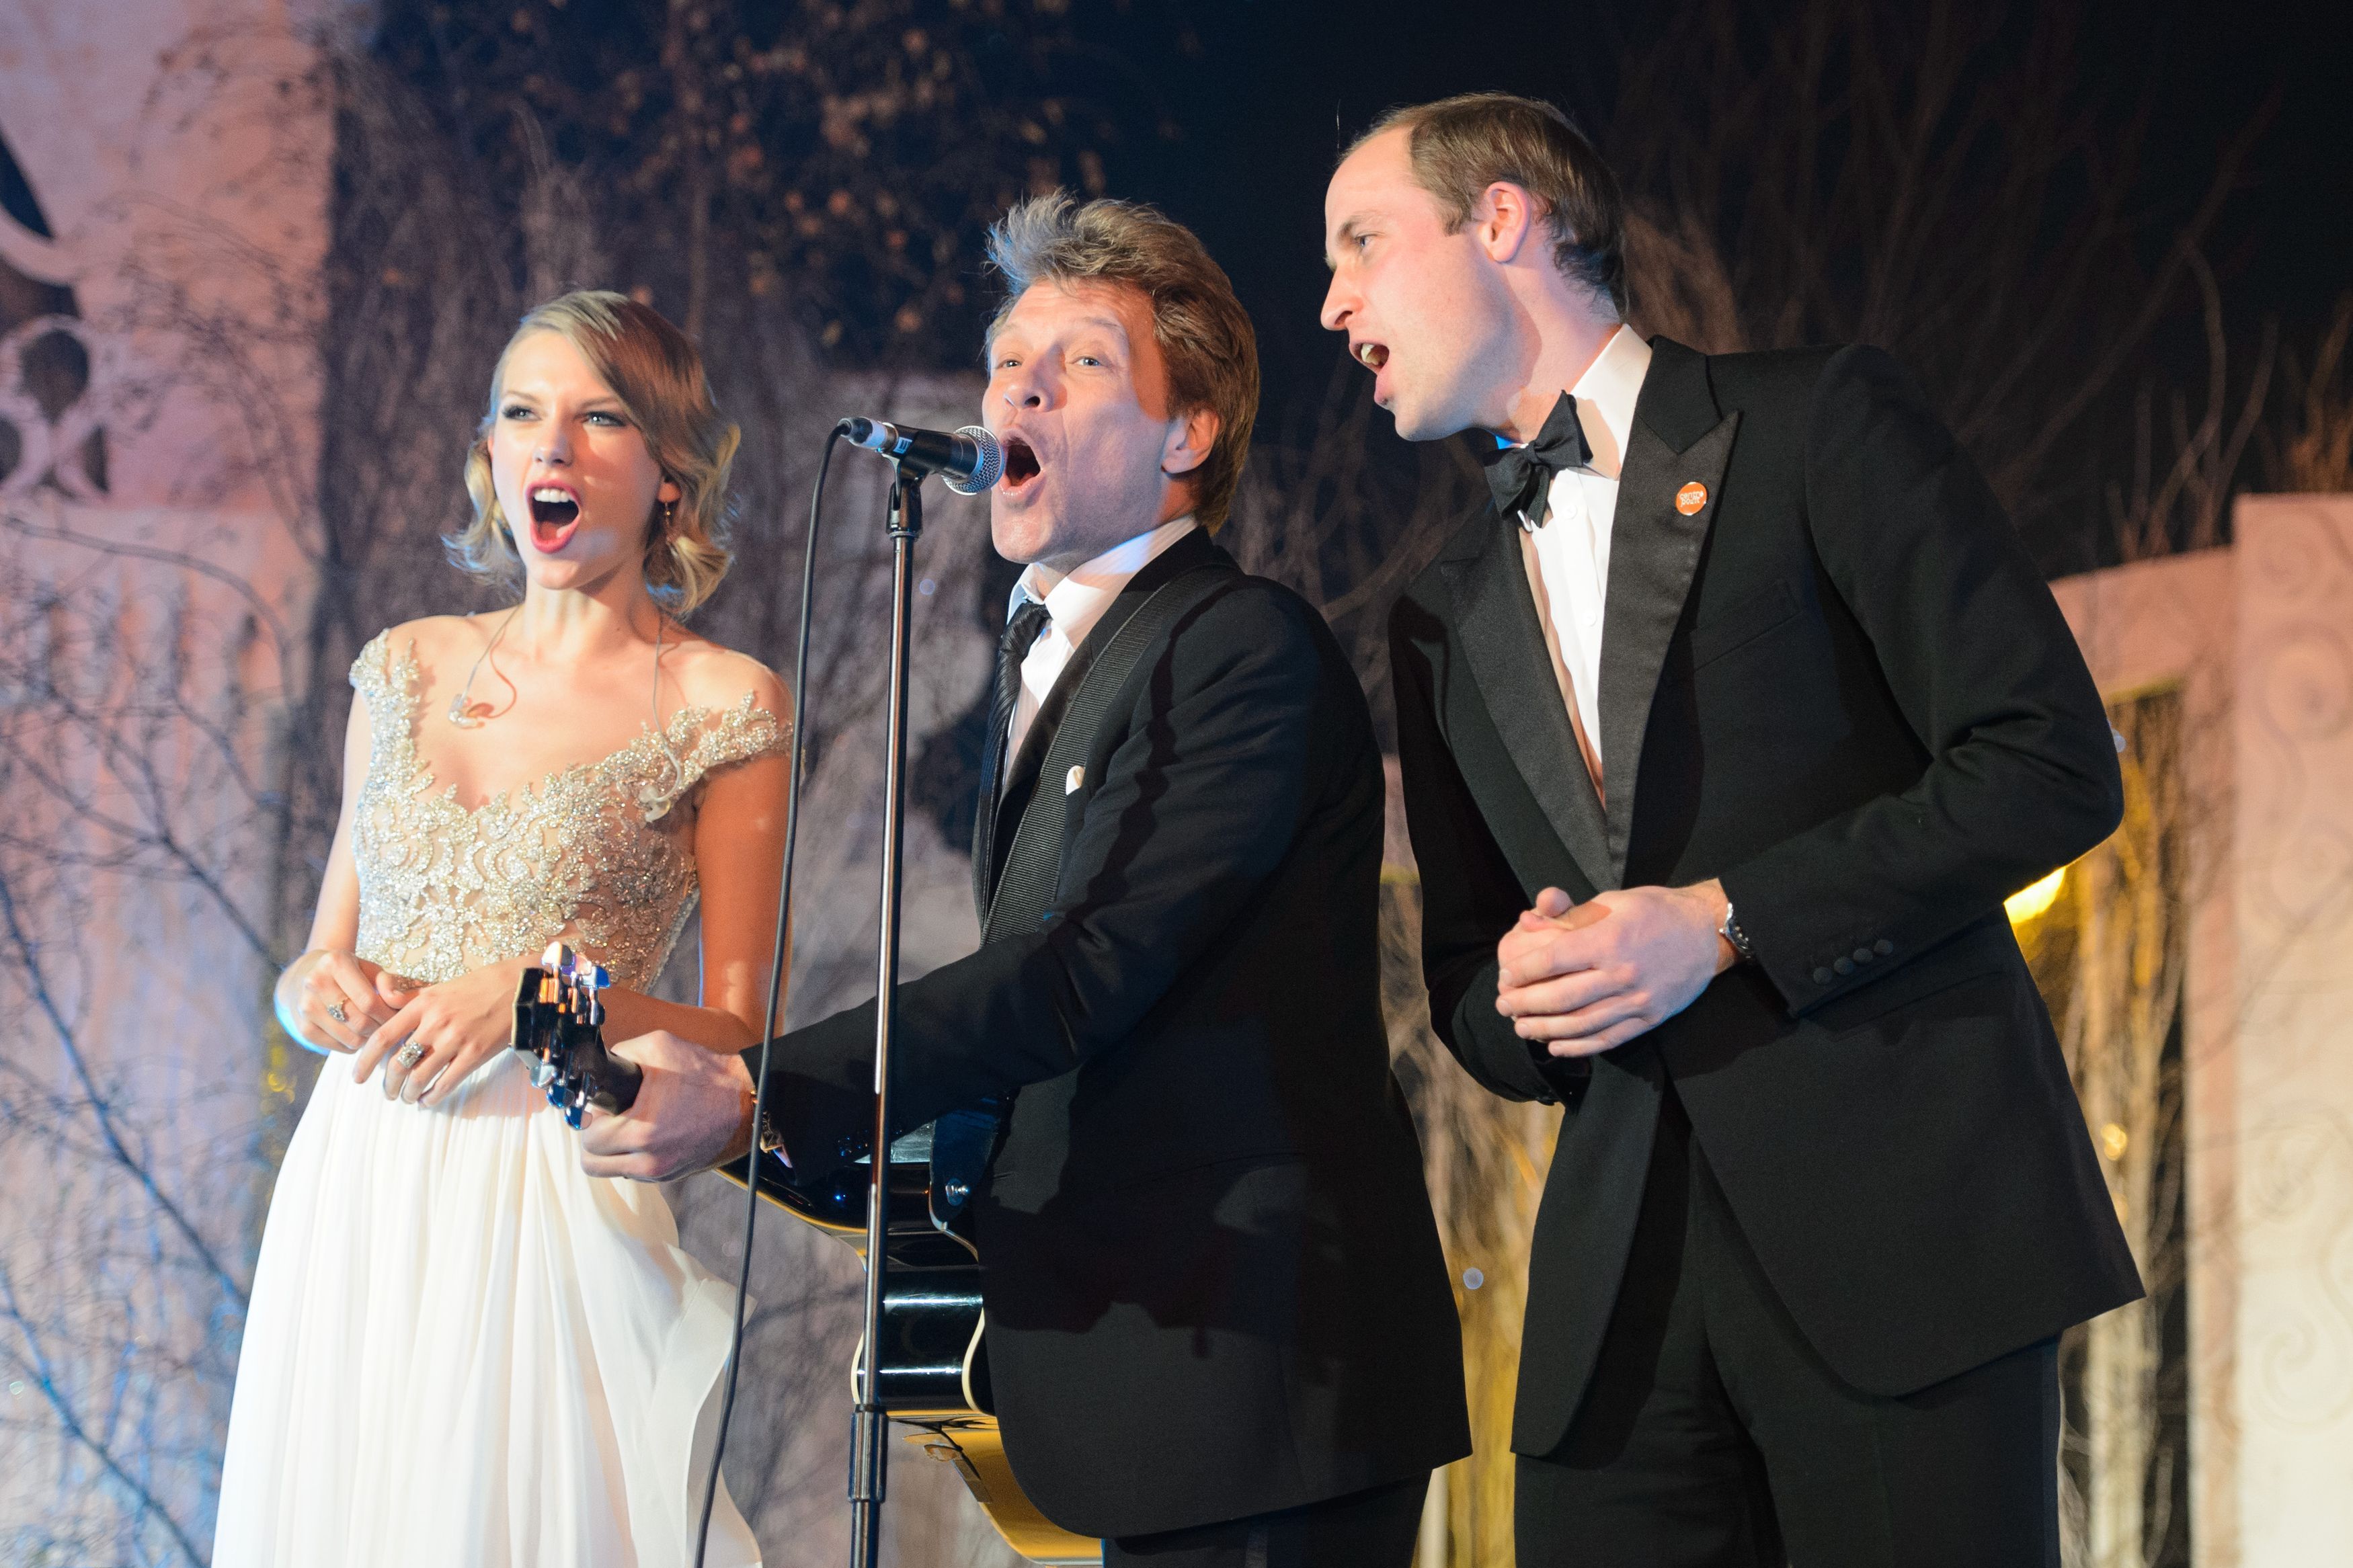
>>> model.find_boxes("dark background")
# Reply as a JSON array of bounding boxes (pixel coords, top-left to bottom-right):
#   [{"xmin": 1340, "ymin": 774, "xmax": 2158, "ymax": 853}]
[
  {"xmin": 1064, "ymin": 0, "xmax": 2353, "ymax": 577},
  {"xmin": 1065, "ymin": 0, "xmax": 2352, "ymax": 435},
  {"xmin": 366, "ymin": 0, "xmax": 2353, "ymax": 580}
]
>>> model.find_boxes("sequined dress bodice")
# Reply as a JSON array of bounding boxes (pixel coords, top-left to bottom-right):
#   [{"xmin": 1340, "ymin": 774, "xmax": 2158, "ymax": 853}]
[{"xmin": 348, "ymin": 630, "xmax": 785, "ymax": 990}]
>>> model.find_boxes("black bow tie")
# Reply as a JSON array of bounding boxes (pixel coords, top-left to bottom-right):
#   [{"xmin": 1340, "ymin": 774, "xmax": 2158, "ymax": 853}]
[{"xmin": 1478, "ymin": 393, "xmax": 1593, "ymax": 528}]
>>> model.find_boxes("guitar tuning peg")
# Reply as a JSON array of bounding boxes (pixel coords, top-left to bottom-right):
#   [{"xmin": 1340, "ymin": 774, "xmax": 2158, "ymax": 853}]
[{"xmin": 542, "ymin": 940, "xmax": 571, "ymax": 970}]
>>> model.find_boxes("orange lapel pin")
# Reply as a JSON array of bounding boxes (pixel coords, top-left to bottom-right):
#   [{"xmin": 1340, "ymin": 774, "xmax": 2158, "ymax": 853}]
[{"xmin": 1675, "ymin": 481, "xmax": 1708, "ymax": 515}]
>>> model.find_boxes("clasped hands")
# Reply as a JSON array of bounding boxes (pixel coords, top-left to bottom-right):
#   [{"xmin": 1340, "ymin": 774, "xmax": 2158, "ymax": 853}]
[
  {"xmin": 291, "ymin": 949, "xmax": 571, "ymax": 1108},
  {"xmin": 346, "ymin": 957, "xmax": 526, "ymax": 1107},
  {"xmin": 1495, "ymin": 880, "xmax": 1737, "ymax": 1057}
]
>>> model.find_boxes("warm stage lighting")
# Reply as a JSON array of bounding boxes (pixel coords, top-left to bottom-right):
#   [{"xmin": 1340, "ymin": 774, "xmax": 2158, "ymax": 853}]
[{"xmin": 2005, "ymin": 866, "xmax": 2067, "ymax": 925}]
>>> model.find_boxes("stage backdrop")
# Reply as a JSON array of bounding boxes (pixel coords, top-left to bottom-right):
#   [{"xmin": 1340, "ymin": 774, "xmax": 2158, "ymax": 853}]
[{"xmin": 2052, "ymin": 494, "xmax": 2353, "ymax": 1567}]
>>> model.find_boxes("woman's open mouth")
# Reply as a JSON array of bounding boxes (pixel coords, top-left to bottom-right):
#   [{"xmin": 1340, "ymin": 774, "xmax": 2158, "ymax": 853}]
[
  {"xmin": 1001, "ymin": 437, "xmax": 1043, "ymax": 493},
  {"xmin": 527, "ymin": 486, "xmax": 581, "ymax": 550}
]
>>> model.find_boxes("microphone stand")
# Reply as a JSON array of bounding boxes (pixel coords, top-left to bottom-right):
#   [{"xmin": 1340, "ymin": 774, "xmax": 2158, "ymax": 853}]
[{"xmin": 848, "ymin": 463, "xmax": 925, "ymax": 1568}]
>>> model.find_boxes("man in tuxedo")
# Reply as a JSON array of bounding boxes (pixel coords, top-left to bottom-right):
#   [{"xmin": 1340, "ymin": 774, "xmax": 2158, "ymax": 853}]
[
  {"xmin": 583, "ymin": 192, "xmax": 1469, "ymax": 1566},
  {"xmin": 1321, "ymin": 94, "xmax": 2141, "ymax": 1565}
]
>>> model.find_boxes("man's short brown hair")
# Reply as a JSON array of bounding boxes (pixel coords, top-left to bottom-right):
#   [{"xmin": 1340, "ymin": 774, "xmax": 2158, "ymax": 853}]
[
  {"xmin": 1353, "ymin": 93, "xmax": 1626, "ymax": 315},
  {"xmin": 984, "ymin": 192, "xmax": 1258, "ymax": 533}
]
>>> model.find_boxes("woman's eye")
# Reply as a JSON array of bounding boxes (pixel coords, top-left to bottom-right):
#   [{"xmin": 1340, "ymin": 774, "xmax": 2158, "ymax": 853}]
[
  {"xmin": 586, "ymin": 411, "xmax": 624, "ymax": 427},
  {"xmin": 502, "ymin": 403, "xmax": 534, "ymax": 420},
  {"xmin": 995, "ymin": 356, "xmax": 1021, "ymax": 370},
  {"xmin": 1074, "ymin": 354, "xmax": 1104, "ymax": 368}
]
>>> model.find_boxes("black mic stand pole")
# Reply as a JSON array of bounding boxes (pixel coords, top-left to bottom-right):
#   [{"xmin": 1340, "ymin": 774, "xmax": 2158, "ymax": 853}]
[{"xmin": 849, "ymin": 464, "xmax": 924, "ymax": 1568}]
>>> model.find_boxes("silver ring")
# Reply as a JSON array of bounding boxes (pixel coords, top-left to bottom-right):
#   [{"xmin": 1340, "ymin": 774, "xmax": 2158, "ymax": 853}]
[
  {"xmin": 325, "ymin": 1002, "xmax": 348, "ymax": 1024},
  {"xmin": 393, "ymin": 1040, "xmax": 426, "ymax": 1069}
]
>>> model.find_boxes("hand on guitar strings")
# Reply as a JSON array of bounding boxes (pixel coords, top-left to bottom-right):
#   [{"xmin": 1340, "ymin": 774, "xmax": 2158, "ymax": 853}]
[
  {"xmin": 1494, "ymin": 882, "xmax": 1737, "ymax": 1057},
  {"xmin": 355, "ymin": 956, "xmax": 528, "ymax": 1107},
  {"xmin": 578, "ymin": 1029, "xmax": 761, "ymax": 1183}
]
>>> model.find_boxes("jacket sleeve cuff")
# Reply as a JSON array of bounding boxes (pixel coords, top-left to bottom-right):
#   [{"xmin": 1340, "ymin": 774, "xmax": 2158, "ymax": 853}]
[
  {"xmin": 743, "ymin": 999, "xmax": 883, "ymax": 1182},
  {"xmin": 1446, "ymin": 957, "xmax": 1593, "ymax": 1106},
  {"xmin": 1719, "ymin": 861, "xmax": 1907, "ymax": 1018}
]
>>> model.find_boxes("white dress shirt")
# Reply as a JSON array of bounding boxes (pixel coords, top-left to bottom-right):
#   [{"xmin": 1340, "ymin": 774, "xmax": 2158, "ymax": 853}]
[
  {"xmin": 1509, "ymin": 324, "xmax": 1652, "ymax": 784},
  {"xmin": 1006, "ymin": 513, "xmax": 1199, "ymax": 759}
]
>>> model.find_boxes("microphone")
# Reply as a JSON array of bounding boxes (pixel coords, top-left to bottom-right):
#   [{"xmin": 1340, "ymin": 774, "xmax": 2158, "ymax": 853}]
[{"xmin": 838, "ymin": 417, "xmax": 1003, "ymax": 495}]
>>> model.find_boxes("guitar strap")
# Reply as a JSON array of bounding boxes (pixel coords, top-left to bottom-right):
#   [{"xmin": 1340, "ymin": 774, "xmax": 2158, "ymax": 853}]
[{"xmin": 982, "ymin": 563, "xmax": 1232, "ymax": 942}]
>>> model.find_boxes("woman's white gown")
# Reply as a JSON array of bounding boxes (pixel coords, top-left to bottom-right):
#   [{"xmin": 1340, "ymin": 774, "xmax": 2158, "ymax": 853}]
[{"xmin": 215, "ymin": 632, "xmax": 782, "ymax": 1567}]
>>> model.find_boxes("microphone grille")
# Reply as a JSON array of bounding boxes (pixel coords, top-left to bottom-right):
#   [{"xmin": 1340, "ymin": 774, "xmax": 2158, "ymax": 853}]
[{"xmin": 945, "ymin": 425, "xmax": 1004, "ymax": 495}]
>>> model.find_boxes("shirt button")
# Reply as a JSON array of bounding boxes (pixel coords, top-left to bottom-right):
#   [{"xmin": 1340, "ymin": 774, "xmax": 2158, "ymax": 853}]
[
  {"xmin": 1812, "ymin": 966, "xmax": 1834, "ymax": 985},
  {"xmin": 1875, "ymin": 939, "xmax": 1895, "ymax": 956},
  {"xmin": 1833, "ymin": 957, "xmax": 1856, "ymax": 976},
  {"xmin": 1854, "ymin": 946, "xmax": 1876, "ymax": 964}
]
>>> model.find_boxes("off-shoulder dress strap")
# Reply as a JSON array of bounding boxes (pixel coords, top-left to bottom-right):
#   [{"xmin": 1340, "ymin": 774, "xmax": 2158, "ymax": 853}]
[{"xmin": 637, "ymin": 697, "xmax": 789, "ymax": 821}]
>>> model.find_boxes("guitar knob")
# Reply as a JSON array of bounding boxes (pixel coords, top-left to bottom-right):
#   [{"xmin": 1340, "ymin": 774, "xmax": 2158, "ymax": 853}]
[{"xmin": 942, "ymin": 1180, "xmax": 970, "ymax": 1206}]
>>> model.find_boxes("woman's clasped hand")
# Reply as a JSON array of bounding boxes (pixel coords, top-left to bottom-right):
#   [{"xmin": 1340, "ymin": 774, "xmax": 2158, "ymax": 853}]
[
  {"xmin": 352, "ymin": 957, "xmax": 530, "ymax": 1108},
  {"xmin": 284, "ymin": 948, "xmax": 396, "ymax": 1055}
]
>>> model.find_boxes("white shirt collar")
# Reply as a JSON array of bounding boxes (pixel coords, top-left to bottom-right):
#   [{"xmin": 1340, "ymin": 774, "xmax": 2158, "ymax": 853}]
[
  {"xmin": 1569, "ymin": 324, "xmax": 1651, "ymax": 480},
  {"xmin": 1009, "ymin": 513, "xmax": 1199, "ymax": 638},
  {"xmin": 1495, "ymin": 323, "xmax": 1652, "ymax": 481}
]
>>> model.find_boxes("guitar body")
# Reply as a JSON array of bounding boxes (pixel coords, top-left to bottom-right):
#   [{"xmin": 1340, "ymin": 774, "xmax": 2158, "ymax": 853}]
[{"xmin": 719, "ymin": 1107, "xmax": 1101, "ymax": 1566}]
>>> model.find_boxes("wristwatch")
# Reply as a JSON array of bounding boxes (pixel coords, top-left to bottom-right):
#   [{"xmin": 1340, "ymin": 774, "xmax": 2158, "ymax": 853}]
[{"xmin": 1718, "ymin": 899, "xmax": 1753, "ymax": 963}]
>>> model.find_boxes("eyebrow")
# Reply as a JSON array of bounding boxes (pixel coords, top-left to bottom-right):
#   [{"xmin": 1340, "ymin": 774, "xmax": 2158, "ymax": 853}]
[
  {"xmin": 500, "ymin": 387, "xmax": 626, "ymax": 409},
  {"xmin": 1060, "ymin": 313, "xmax": 1131, "ymax": 339},
  {"xmin": 992, "ymin": 313, "xmax": 1132, "ymax": 352}
]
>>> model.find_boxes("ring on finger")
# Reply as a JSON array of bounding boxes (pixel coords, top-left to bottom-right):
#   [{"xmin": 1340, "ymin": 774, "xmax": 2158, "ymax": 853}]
[
  {"xmin": 393, "ymin": 1039, "xmax": 426, "ymax": 1070},
  {"xmin": 326, "ymin": 1001, "xmax": 348, "ymax": 1024}
]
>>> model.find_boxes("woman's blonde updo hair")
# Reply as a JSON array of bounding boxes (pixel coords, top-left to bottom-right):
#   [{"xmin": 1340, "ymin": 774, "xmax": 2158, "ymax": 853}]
[{"xmin": 450, "ymin": 290, "xmax": 740, "ymax": 615}]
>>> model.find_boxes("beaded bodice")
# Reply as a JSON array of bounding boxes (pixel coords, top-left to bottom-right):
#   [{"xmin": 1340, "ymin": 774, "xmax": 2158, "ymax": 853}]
[{"xmin": 348, "ymin": 631, "xmax": 786, "ymax": 991}]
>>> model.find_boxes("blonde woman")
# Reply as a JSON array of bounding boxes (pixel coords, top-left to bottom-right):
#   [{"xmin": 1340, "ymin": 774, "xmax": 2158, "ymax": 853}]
[{"xmin": 216, "ymin": 292, "xmax": 784, "ymax": 1567}]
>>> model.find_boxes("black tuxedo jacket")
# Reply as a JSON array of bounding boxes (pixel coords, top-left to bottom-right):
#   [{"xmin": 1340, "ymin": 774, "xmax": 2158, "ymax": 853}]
[
  {"xmin": 1390, "ymin": 337, "xmax": 2143, "ymax": 1455},
  {"xmin": 762, "ymin": 529, "xmax": 1470, "ymax": 1538}
]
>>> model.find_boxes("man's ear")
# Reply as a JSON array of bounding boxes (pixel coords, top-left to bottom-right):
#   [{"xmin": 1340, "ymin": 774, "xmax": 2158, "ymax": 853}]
[
  {"xmin": 1476, "ymin": 179, "xmax": 1540, "ymax": 266},
  {"xmin": 1162, "ymin": 405, "xmax": 1220, "ymax": 479}
]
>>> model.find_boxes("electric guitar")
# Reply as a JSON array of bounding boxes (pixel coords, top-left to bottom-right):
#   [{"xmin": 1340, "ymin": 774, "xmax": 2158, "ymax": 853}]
[{"xmin": 509, "ymin": 946, "xmax": 1097, "ymax": 1566}]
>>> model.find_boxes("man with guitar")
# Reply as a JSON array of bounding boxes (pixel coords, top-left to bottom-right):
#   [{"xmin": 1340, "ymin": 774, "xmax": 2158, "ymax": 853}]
[{"xmin": 580, "ymin": 192, "xmax": 1470, "ymax": 1567}]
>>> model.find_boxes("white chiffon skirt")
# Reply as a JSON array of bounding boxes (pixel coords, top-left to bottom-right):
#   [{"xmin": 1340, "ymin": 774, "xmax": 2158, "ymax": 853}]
[{"xmin": 214, "ymin": 1049, "xmax": 761, "ymax": 1567}]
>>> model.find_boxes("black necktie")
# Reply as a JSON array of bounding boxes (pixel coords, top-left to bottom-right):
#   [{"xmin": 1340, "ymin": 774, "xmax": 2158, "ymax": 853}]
[
  {"xmin": 1478, "ymin": 392, "xmax": 1593, "ymax": 528},
  {"xmin": 972, "ymin": 595, "xmax": 1053, "ymax": 886}
]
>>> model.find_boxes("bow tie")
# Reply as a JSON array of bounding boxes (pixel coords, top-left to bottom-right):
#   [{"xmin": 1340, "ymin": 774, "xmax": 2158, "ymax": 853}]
[{"xmin": 1478, "ymin": 393, "xmax": 1593, "ymax": 529}]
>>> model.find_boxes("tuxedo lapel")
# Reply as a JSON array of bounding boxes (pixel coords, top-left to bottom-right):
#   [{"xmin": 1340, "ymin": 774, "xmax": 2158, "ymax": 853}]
[
  {"xmin": 976, "ymin": 528, "xmax": 1222, "ymax": 905},
  {"xmin": 1597, "ymin": 339, "xmax": 1739, "ymax": 880},
  {"xmin": 1441, "ymin": 516, "xmax": 1612, "ymax": 896}
]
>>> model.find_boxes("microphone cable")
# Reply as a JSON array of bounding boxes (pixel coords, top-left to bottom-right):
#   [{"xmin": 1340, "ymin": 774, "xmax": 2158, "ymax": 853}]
[{"xmin": 694, "ymin": 423, "xmax": 843, "ymax": 1566}]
